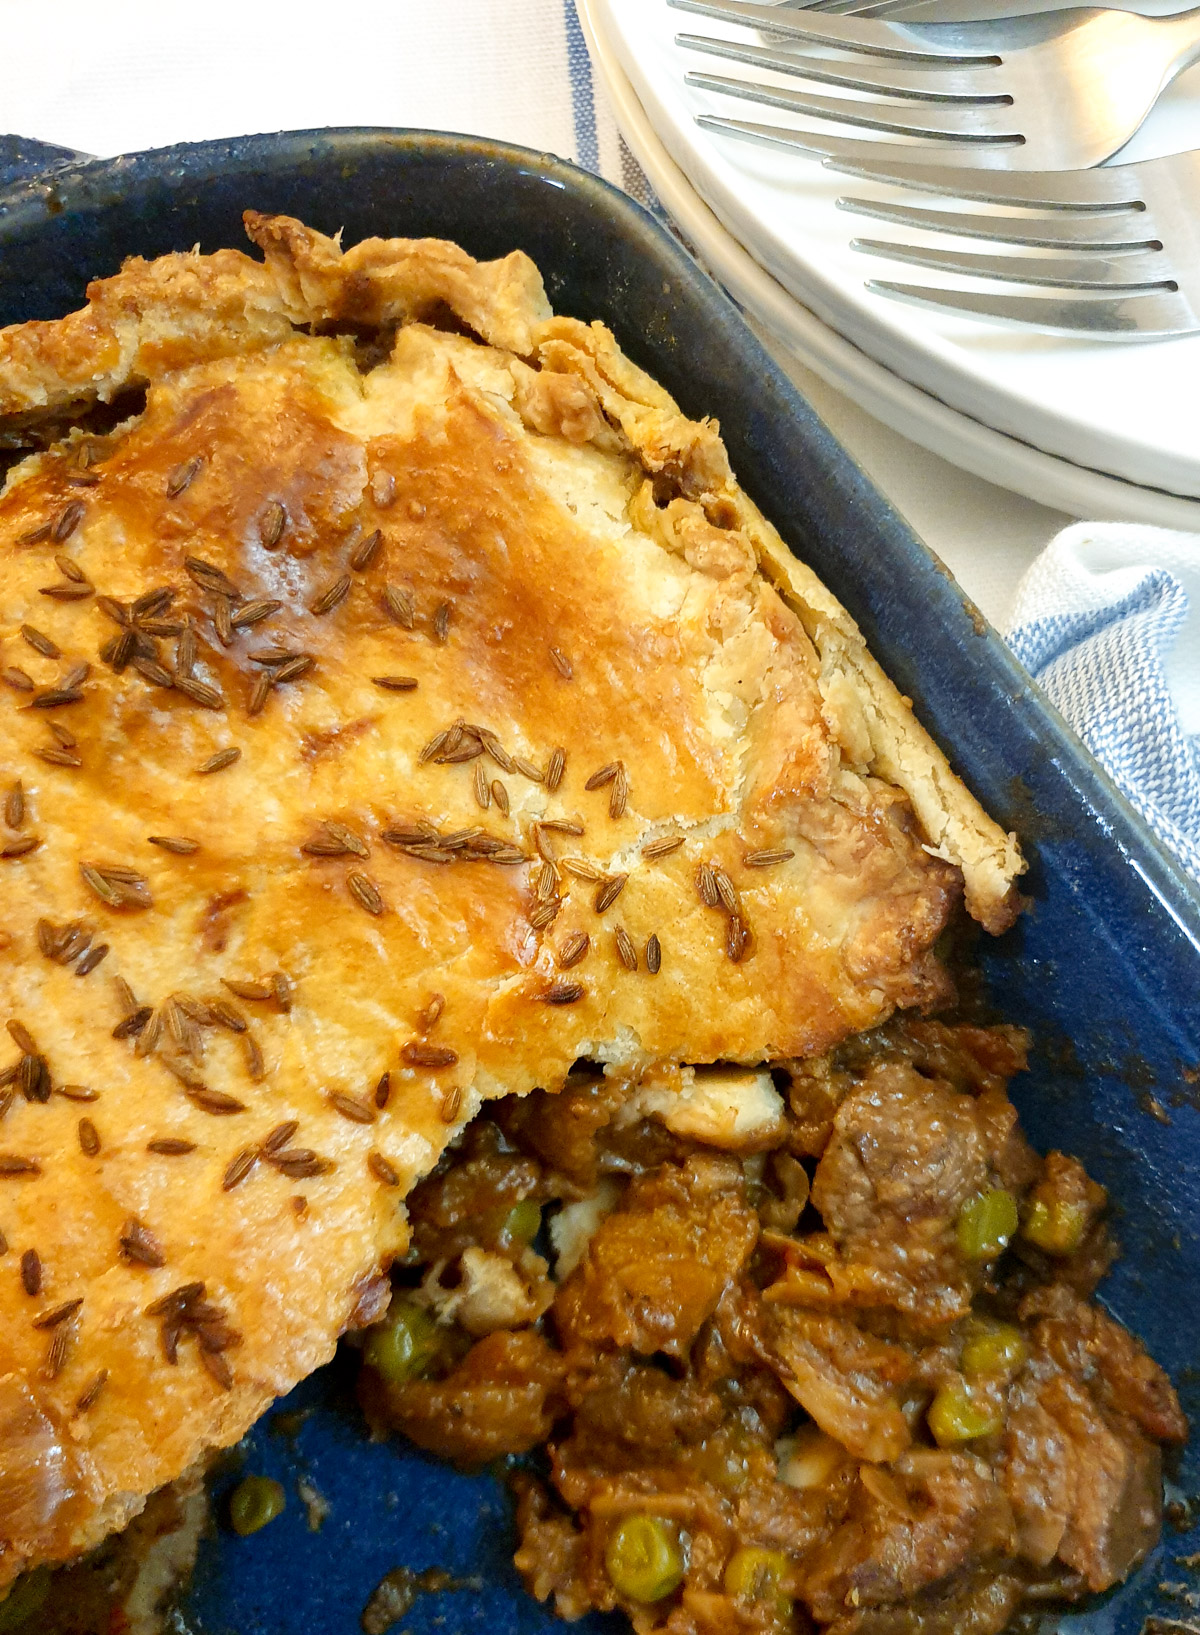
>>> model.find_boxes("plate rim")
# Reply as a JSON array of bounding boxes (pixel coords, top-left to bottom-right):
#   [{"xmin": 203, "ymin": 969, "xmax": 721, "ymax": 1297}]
[
  {"xmin": 592, "ymin": 0, "xmax": 1200, "ymax": 500},
  {"xmin": 579, "ymin": 0, "xmax": 1200, "ymax": 531}
]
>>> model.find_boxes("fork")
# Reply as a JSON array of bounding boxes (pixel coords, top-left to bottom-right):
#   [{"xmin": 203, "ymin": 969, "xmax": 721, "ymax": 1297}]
[
  {"xmin": 780, "ymin": 0, "xmax": 1189, "ymax": 20},
  {"xmin": 669, "ymin": 0, "xmax": 1200, "ymax": 168},
  {"xmin": 799, "ymin": 132, "xmax": 1200, "ymax": 335}
]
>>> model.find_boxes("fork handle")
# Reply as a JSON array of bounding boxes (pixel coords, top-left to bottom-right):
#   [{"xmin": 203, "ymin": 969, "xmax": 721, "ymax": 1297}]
[{"xmin": 1150, "ymin": 3, "xmax": 1200, "ymax": 83}]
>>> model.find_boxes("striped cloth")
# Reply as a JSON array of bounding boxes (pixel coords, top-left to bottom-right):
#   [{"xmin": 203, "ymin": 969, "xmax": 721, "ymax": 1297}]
[
  {"xmin": 564, "ymin": 1, "xmax": 655, "ymax": 201},
  {"xmin": 1007, "ymin": 525, "xmax": 1200, "ymax": 880}
]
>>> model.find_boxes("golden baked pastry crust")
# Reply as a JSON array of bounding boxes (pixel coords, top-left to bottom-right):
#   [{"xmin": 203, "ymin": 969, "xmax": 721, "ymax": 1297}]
[{"xmin": 0, "ymin": 214, "xmax": 1022, "ymax": 1586}]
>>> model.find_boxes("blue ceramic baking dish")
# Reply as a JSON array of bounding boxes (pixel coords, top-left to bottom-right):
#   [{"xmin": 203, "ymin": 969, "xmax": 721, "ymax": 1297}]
[{"xmin": 1, "ymin": 128, "xmax": 1198, "ymax": 1635}]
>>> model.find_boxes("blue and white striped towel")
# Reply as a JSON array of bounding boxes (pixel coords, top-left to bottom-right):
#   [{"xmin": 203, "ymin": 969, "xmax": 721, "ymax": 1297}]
[{"xmin": 1007, "ymin": 525, "xmax": 1200, "ymax": 879}]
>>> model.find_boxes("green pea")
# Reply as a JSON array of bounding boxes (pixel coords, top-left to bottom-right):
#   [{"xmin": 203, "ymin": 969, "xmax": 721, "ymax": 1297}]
[
  {"xmin": 500, "ymin": 1197, "xmax": 542, "ymax": 1247},
  {"xmin": 961, "ymin": 1322, "xmax": 1028, "ymax": 1380},
  {"xmin": 928, "ymin": 1378, "xmax": 1003, "ymax": 1446},
  {"xmin": 724, "ymin": 1546, "xmax": 791, "ymax": 1609},
  {"xmin": 694, "ymin": 1431, "xmax": 752, "ymax": 1493},
  {"xmin": 605, "ymin": 1514, "xmax": 685, "ymax": 1604},
  {"xmin": 0, "ymin": 1571, "xmax": 50, "ymax": 1631},
  {"xmin": 956, "ymin": 1189, "xmax": 1019, "ymax": 1261},
  {"xmin": 364, "ymin": 1298, "xmax": 443, "ymax": 1385},
  {"xmin": 1022, "ymin": 1196, "xmax": 1088, "ymax": 1256},
  {"xmin": 229, "ymin": 1475, "xmax": 286, "ymax": 1537}
]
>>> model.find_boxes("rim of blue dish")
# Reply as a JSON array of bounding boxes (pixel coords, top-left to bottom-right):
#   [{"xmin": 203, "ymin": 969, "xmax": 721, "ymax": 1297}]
[{"xmin": 0, "ymin": 122, "xmax": 1197, "ymax": 1635}]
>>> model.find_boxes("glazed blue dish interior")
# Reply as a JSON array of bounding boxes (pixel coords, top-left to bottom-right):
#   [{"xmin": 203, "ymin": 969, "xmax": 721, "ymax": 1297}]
[{"xmin": 1, "ymin": 129, "xmax": 1198, "ymax": 1635}]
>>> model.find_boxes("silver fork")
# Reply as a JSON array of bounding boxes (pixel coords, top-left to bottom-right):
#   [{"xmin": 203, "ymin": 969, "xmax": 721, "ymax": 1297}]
[
  {"xmin": 781, "ymin": 0, "xmax": 1189, "ymax": 20},
  {"xmin": 801, "ymin": 132, "xmax": 1200, "ymax": 335},
  {"xmin": 669, "ymin": 0, "xmax": 1200, "ymax": 168}
]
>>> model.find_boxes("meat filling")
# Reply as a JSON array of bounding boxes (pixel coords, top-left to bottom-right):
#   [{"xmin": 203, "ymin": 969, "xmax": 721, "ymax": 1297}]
[{"xmin": 361, "ymin": 1020, "xmax": 1186, "ymax": 1635}]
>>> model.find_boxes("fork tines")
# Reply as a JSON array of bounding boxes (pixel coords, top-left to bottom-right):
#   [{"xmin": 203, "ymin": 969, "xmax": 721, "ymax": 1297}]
[
  {"xmin": 688, "ymin": 74, "xmax": 1021, "ymax": 147},
  {"xmin": 826, "ymin": 153, "xmax": 1194, "ymax": 337},
  {"xmin": 670, "ymin": 0, "xmax": 1198, "ymax": 336},
  {"xmin": 673, "ymin": 0, "xmax": 1027, "ymax": 157},
  {"xmin": 669, "ymin": 0, "xmax": 966, "ymax": 56},
  {"xmin": 678, "ymin": 26, "xmax": 1021, "ymax": 151}
]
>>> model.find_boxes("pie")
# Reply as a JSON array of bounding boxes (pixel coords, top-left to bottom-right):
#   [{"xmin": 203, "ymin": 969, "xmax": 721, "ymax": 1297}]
[{"xmin": 0, "ymin": 212, "xmax": 1022, "ymax": 1586}]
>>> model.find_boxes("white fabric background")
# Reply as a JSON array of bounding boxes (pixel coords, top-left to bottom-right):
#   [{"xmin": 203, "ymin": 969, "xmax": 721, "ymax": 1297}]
[{"xmin": 0, "ymin": 1, "xmax": 582, "ymax": 161}]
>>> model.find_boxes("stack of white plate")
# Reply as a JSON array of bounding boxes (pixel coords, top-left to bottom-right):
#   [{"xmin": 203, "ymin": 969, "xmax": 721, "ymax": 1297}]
[{"xmin": 579, "ymin": 0, "xmax": 1200, "ymax": 528}]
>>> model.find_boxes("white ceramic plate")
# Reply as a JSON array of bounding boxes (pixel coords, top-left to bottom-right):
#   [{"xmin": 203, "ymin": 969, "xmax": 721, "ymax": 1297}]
[
  {"xmin": 591, "ymin": 0, "xmax": 1200, "ymax": 501},
  {"xmin": 580, "ymin": 0, "xmax": 1200, "ymax": 528}
]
